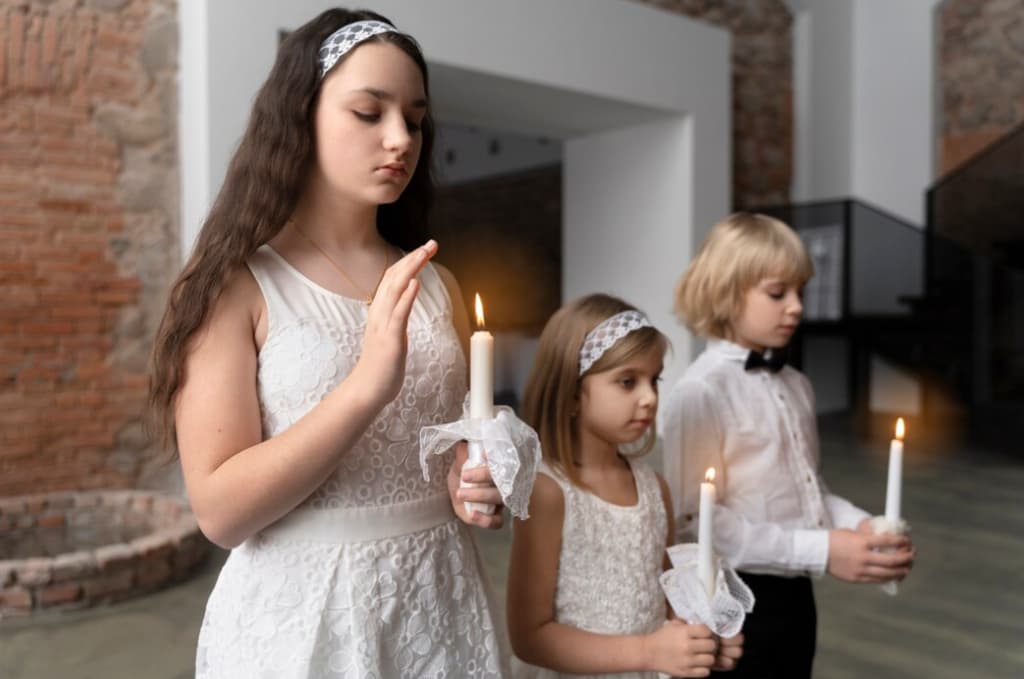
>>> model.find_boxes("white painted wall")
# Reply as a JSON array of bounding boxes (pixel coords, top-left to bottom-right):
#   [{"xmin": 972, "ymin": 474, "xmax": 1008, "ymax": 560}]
[
  {"xmin": 177, "ymin": 0, "xmax": 210, "ymax": 262},
  {"xmin": 565, "ymin": 118, "xmax": 698, "ymax": 402},
  {"xmin": 791, "ymin": 8, "xmax": 814, "ymax": 203},
  {"xmin": 851, "ymin": 0, "xmax": 940, "ymax": 227},
  {"xmin": 787, "ymin": 0, "xmax": 940, "ymax": 227},
  {"xmin": 800, "ymin": 0, "xmax": 855, "ymax": 205}
]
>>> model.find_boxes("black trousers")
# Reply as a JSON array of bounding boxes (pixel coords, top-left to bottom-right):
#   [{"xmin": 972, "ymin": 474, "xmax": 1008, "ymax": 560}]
[{"xmin": 713, "ymin": 572, "xmax": 817, "ymax": 679}]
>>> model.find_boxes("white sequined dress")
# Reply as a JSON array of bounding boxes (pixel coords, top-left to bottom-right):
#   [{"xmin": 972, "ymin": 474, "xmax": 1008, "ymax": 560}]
[{"xmin": 195, "ymin": 245, "xmax": 509, "ymax": 678}]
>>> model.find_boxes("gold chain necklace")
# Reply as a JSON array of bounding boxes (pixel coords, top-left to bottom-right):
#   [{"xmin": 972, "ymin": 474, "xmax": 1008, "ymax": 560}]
[{"xmin": 293, "ymin": 224, "xmax": 389, "ymax": 305}]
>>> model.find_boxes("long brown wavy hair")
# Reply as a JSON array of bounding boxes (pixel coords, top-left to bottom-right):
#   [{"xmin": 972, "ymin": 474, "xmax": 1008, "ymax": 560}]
[{"xmin": 148, "ymin": 8, "xmax": 436, "ymax": 450}]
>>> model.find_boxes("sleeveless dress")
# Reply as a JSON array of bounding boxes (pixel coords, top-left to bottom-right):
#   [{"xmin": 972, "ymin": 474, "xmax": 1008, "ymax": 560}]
[
  {"xmin": 514, "ymin": 458, "xmax": 668, "ymax": 679},
  {"xmin": 195, "ymin": 245, "xmax": 509, "ymax": 679}
]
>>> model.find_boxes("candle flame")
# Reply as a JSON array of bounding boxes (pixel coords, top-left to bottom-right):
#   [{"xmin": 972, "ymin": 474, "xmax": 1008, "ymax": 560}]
[
  {"xmin": 474, "ymin": 293, "xmax": 486, "ymax": 329},
  {"xmin": 895, "ymin": 417, "xmax": 905, "ymax": 441},
  {"xmin": 705, "ymin": 467, "xmax": 716, "ymax": 483}
]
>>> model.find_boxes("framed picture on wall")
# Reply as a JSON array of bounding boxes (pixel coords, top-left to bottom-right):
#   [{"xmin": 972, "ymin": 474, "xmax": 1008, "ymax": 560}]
[{"xmin": 800, "ymin": 224, "xmax": 843, "ymax": 321}]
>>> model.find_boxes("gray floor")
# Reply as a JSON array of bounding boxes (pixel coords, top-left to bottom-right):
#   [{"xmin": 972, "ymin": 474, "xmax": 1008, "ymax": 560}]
[{"xmin": 3, "ymin": 418, "xmax": 1023, "ymax": 679}]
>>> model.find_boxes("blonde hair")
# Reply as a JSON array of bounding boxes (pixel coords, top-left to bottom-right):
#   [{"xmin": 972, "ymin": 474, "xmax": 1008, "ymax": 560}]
[
  {"xmin": 520, "ymin": 294, "xmax": 667, "ymax": 488},
  {"xmin": 674, "ymin": 212, "xmax": 813, "ymax": 339}
]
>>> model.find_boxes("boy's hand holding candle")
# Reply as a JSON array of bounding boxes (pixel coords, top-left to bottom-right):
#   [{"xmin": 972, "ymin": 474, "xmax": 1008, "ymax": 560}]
[{"xmin": 867, "ymin": 417, "xmax": 912, "ymax": 595}]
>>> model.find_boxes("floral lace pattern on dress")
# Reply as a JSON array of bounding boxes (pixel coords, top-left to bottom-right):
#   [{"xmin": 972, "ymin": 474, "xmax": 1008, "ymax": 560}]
[
  {"xmin": 514, "ymin": 460, "xmax": 669, "ymax": 679},
  {"xmin": 551, "ymin": 459, "xmax": 667, "ymax": 635},
  {"xmin": 198, "ymin": 522, "xmax": 505, "ymax": 679},
  {"xmin": 256, "ymin": 313, "xmax": 466, "ymax": 507},
  {"xmin": 195, "ymin": 251, "xmax": 508, "ymax": 678}
]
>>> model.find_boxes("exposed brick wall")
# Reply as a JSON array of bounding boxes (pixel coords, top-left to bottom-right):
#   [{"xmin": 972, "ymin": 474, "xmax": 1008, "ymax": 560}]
[
  {"xmin": 0, "ymin": 0, "xmax": 178, "ymax": 495},
  {"xmin": 432, "ymin": 166, "xmax": 561, "ymax": 335},
  {"xmin": 938, "ymin": 0, "xmax": 1024, "ymax": 176},
  {"xmin": 633, "ymin": 0, "xmax": 794, "ymax": 209}
]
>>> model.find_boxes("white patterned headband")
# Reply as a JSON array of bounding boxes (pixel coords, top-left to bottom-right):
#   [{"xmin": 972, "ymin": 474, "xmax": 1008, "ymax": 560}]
[
  {"xmin": 579, "ymin": 310, "xmax": 654, "ymax": 375},
  {"xmin": 318, "ymin": 20, "xmax": 399, "ymax": 80}
]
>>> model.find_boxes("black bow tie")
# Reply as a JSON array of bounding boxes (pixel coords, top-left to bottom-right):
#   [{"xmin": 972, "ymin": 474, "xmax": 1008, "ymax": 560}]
[{"xmin": 745, "ymin": 349, "xmax": 786, "ymax": 373}]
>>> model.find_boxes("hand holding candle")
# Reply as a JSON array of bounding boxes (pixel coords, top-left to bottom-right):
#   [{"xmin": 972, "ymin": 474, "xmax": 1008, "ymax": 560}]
[
  {"xmin": 419, "ymin": 292, "xmax": 542, "ymax": 521},
  {"xmin": 870, "ymin": 417, "xmax": 908, "ymax": 596},
  {"xmin": 697, "ymin": 467, "xmax": 716, "ymax": 599},
  {"xmin": 464, "ymin": 293, "xmax": 496, "ymax": 516}
]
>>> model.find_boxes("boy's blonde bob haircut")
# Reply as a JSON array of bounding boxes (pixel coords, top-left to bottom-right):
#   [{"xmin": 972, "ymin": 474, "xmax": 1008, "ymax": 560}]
[
  {"xmin": 521, "ymin": 294, "xmax": 667, "ymax": 488},
  {"xmin": 675, "ymin": 212, "xmax": 814, "ymax": 339}
]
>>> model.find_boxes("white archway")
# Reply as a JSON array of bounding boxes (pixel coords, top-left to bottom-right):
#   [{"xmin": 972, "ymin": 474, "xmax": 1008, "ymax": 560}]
[{"xmin": 178, "ymin": 0, "xmax": 730, "ymax": 398}]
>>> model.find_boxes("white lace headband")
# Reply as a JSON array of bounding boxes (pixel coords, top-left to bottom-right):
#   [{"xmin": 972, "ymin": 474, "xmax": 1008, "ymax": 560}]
[
  {"xmin": 578, "ymin": 310, "xmax": 654, "ymax": 375},
  {"xmin": 318, "ymin": 20, "xmax": 399, "ymax": 80}
]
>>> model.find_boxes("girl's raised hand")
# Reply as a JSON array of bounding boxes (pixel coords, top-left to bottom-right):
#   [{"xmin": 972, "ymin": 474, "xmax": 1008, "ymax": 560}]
[
  {"xmin": 643, "ymin": 620, "xmax": 717, "ymax": 677},
  {"xmin": 351, "ymin": 240, "xmax": 437, "ymax": 407}
]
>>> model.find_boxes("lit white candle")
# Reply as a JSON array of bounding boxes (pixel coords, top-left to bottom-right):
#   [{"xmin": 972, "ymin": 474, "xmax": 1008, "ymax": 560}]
[
  {"xmin": 884, "ymin": 418, "xmax": 905, "ymax": 521},
  {"xmin": 697, "ymin": 467, "xmax": 716, "ymax": 599},
  {"xmin": 464, "ymin": 293, "xmax": 495, "ymax": 515},
  {"xmin": 469, "ymin": 293, "xmax": 494, "ymax": 421}
]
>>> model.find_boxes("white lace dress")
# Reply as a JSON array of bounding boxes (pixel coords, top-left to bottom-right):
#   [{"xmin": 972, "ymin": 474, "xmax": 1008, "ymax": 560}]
[
  {"xmin": 514, "ymin": 459, "xmax": 668, "ymax": 679},
  {"xmin": 195, "ymin": 245, "xmax": 509, "ymax": 679}
]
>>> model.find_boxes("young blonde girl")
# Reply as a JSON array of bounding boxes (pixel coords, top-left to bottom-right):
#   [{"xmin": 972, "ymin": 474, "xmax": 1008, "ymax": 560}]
[
  {"xmin": 663, "ymin": 212, "xmax": 915, "ymax": 678},
  {"xmin": 507, "ymin": 294, "xmax": 743, "ymax": 679}
]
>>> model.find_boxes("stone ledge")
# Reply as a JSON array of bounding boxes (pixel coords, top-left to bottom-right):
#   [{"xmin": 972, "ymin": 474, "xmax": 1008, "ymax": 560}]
[{"xmin": 0, "ymin": 490, "xmax": 210, "ymax": 617}]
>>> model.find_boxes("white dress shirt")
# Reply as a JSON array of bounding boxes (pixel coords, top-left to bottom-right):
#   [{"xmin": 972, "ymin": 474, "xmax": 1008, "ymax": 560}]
[{"xmin": 662, "ymin": 339, "xmax": 870, "ymax": 577}]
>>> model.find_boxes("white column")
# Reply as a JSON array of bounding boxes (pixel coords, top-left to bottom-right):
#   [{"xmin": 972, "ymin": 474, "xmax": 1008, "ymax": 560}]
[
  {"xmin": 177, "ymin": 0, "xmax": 211, "ymax": 263},
  {"xmin": 564, "ymin": 114, "xmax": 729, "ymax": 422},
  {"xmin": 789, "ymin": 0, "xmax": 941, "ymax": 227},
  {"xmin": 850, "ymin": 0, "xmax": 941, "ymax": 227}
]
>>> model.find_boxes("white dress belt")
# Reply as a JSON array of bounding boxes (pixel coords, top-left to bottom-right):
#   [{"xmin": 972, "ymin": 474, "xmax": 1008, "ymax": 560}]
[{"xmin": 260, "ymin": 492, "xmax": 455, "ymax": 544}]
